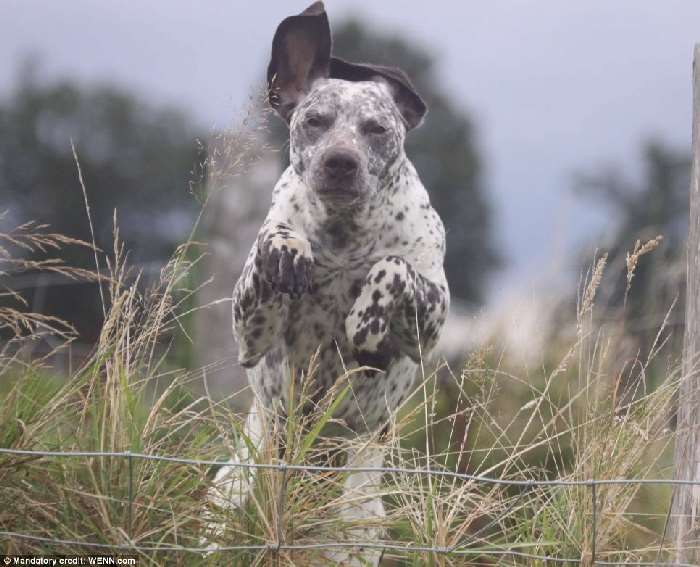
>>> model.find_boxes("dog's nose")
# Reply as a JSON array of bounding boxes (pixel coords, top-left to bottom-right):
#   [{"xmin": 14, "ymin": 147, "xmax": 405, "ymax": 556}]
[{"xmin": 324, "ymin": 151, "xmax": 359, "ymax": 179}]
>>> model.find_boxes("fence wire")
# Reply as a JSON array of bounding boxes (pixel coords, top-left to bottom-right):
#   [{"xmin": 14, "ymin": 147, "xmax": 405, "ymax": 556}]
[{"xmin": 1, "ymin": 447, "xmax": 699, "ymax": 565}]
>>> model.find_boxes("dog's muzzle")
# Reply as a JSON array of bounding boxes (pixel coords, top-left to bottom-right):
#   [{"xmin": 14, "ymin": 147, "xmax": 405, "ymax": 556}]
[{"xmin": 317, "ymin": 149, "xmax": 362, "ymax": 199}]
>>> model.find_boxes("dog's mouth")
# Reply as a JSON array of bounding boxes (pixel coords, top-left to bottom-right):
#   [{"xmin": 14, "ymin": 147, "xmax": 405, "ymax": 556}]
[{"xmin": 316, "ymin": 183, "xmax": 363, "ymax": 202}]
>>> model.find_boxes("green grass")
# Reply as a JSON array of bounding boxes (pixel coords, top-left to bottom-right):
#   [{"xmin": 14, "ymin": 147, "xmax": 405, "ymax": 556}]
[{"xmin": 0, "ymin": 216, "xmax": 684, "ymax": 566}]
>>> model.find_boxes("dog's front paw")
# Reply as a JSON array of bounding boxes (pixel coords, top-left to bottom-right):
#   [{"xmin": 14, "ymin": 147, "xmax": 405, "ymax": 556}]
[
  {"xmin": 346, "ymin": 303, "xmax": 393, "ymax": 371},
  {"xmin": 346, "ymin": 257, "xmax": 411, "ymax": 370},
  {"xmin": 260, "ymin": 228, "xmax": 314, "ymax": 298}
]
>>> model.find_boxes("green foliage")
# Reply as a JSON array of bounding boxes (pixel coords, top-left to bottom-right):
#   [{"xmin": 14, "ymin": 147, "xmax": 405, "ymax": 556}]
[
  {"xmin": 0, "ymin": 61, "xmax": 202, "ymax": 339},
  {"xmin": 0, "ymin": 221, "xmax": 683, "ymax": 565}
]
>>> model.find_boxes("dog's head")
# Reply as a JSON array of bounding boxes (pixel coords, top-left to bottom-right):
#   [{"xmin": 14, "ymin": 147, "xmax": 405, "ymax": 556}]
[{"xmin": 267, "ymin": 2, "xmax": 427, "ymax": 209}]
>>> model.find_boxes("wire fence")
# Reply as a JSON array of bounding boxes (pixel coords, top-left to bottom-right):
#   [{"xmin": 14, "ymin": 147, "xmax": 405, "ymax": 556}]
[
  {"xmin": 1, "ymin": 447, "xmax": 698, "ymax": 565},
  {"xmin": 0, "ymin": 275, "xmax": 691, "ymax": 564}
]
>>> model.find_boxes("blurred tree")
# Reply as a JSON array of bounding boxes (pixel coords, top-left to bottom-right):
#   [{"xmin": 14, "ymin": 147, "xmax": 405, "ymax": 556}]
[
  {"xmin": 575, "ymin": 140, "xmax": 690, "ymax": 341},
  {"xmin": 269, "ymin": 18, "xmax": 500, "ymax": 306},
  {"xmin": 0, "ymin": 63, "xmax": 202, "ymax": 339}
]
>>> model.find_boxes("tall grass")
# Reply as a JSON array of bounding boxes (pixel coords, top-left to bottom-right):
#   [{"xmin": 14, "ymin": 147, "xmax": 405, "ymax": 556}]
[{"xmin": 0, "ymin": 184, "xmax": 683, "ymax": 564}]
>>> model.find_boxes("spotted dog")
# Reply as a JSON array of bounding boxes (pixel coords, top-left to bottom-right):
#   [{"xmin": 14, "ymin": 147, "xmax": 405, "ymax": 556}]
[{"xmin": 210, "ymin": 2, "xmax": 449, "ymax": 564}]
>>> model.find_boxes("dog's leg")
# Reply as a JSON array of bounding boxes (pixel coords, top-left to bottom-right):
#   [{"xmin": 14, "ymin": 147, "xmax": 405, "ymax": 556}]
[
  {"xmin": 346, "ymin": 256, "xmax": 449, "ymax": 369},
  {"xmin": 205, "ymin": 400, "xmax": 265, "ymax": 546},
  {"xmin": 321, "ymin": 443, "xmax": 386, "ymax": 567},
  {"xmin": 203, "ymin": 402, "xmax": 264, "ymax": 551},
  {"xmin": 233, "ymin": 221, "xmax": 313, "ymax": 368}
]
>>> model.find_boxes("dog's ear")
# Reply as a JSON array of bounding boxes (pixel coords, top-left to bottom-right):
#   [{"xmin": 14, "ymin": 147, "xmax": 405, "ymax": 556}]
[
  {"xmin": 267, "ymin": 2, "xmax": 331, "ymax": 123},
  {"xmin": 330, "ymin": 57, "xmax": 427, "ymax": 130}
]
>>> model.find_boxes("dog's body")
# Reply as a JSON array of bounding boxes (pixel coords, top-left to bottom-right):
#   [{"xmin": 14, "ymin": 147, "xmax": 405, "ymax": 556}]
[
  {"xmin": 237, "ymin": 80, "xmax": 448, "ymax": 431},
  {"xmin": 210, "ymin": 3, "xmax": 449, "ymax": 564}
]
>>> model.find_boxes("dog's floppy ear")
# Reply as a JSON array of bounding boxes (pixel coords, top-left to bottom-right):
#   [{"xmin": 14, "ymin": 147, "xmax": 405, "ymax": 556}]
[
  {"xmin": 267, "ymin": 2, "xmax": 331, "ymax": 123},
  {"xmin": 330, "ymin": 57, "xmax": 427, "ymax": 130}
]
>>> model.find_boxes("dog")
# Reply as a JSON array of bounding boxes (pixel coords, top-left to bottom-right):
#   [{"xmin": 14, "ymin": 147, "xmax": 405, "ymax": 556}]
[{"xmin": 209, "ymin": 2, "xmax": 449, "ymax": 564}]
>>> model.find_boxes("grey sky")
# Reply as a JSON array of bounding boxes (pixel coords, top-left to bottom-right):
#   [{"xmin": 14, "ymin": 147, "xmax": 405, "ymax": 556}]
[{"xmin": 1, "ymin": 0, "xmax": 698, "ymax": 303}]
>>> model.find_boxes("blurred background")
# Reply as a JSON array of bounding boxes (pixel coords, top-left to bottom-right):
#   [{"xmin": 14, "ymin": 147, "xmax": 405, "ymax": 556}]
[{"xmin": 0, "ymin": 0, "xmax": 698, "ymax": 398}]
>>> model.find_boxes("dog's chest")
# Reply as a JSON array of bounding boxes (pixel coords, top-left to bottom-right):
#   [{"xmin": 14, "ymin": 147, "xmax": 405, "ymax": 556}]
[
  {"xmin": 285, "ymin": 234, "xmax": 377, "ymax": 365},
  {"xmin": 278, "ymin": 238, "xmax": 416, "ymax": 430},
  {"xmin": 280, "ymin": 177, "xmax": 424, "ymax": 366}
]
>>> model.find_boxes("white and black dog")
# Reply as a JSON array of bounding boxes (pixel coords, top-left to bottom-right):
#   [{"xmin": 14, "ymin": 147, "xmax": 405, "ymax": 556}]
[{"xmin": 210, "ymin": 2, "xmax": 449, "ymax": 564}]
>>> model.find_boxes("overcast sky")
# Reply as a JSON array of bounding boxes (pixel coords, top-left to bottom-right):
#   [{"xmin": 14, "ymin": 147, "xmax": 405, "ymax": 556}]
[{"xmin": 1, "ymin": 0, "xmax": 698, "ymax": 304}]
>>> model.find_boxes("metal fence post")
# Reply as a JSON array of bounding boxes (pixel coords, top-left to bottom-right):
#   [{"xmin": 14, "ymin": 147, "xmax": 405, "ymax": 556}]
[
  {"xmin": 591, "ymin": 482, "xmax": 597, "ymax": 566},
  {"xmin": 127, "ymin": 450, "xmax": 134, "ymax": 540},
  {"xmin": 275, "ymin": 461, "xmax": 288, "ymax": 562}
]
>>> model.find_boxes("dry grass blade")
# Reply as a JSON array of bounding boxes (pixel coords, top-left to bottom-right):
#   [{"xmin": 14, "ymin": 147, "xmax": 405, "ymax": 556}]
[{"xmin": 624, "ymin": 235, "xmax": 664, "ymax": 308}]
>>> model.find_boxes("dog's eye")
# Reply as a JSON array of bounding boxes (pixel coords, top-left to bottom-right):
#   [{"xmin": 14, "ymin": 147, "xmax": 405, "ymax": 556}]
[
  {"xmin": 362, "ymin": 120, "xmax": 388, "ymax": 136},
  {"xmin": 305, "ymin": 114, "xmax": 328, "ymax": 129}
]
